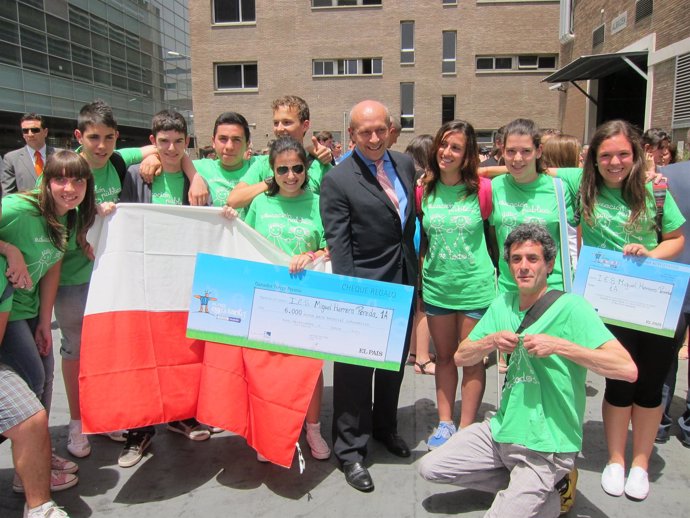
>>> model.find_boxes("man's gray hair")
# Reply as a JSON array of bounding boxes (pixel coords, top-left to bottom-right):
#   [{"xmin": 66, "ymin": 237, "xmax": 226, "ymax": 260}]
[{"xmin": 503, "ymin": 223, "xmax": 557, "ymax": 263}]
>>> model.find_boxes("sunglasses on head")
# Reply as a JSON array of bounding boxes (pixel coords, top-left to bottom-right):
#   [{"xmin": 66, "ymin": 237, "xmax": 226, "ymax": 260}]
[
  {"xmin": 22, "ymin": 128, "xmax": 42, "ymax": 134},
  {"xmin": 275, "ymin": 164, "xmax": 305, "ymax": 175}
]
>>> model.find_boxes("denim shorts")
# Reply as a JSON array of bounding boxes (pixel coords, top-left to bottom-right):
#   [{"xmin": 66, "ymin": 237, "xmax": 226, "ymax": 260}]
[
  {"xmin": 423, "ymin": 301, "xmax": 486, "ymax": 321},
  {"xmin": 55, "ymin": 283, "xmax": 89, "ymax": 360}
]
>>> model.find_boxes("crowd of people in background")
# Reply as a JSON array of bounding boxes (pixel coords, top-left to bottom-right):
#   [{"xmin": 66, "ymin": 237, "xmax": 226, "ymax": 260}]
[{"xmin": 1, "ymin": 95, "xmax": 690, "ymax": 518}]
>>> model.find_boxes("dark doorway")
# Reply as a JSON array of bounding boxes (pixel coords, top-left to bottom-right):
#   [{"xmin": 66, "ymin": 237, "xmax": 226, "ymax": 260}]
[{"xmin": 597, "ymin": 63, "xmax": 647, "ymax": 129}]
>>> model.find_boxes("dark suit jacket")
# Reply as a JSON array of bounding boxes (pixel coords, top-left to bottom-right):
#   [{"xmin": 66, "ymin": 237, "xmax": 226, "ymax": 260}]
[
  {"xmin": 1, "ymin": 146, "xmax": 56, "ymax": 195},
  {"xmin": 320, "ymin": 150, "xmax": 418, "ymax": 286}
]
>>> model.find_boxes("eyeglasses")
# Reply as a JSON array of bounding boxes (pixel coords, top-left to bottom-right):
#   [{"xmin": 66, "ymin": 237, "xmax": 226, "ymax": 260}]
[
  {"xmin": 22, "ymin": 127, "xmax": 42, "ymax": 134},
  {"xmin": 275, "ymin": 164, "xmax": 305, "ymax": 175}
]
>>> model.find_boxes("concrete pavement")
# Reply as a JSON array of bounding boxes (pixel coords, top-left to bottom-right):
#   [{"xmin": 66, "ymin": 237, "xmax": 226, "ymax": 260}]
[{"xmin": 2, "ymin": 329, "xmax": 689, "ymax": 517}]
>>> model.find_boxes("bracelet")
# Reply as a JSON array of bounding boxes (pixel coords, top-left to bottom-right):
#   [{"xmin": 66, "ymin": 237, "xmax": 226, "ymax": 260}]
[{"xmin": 305, "ymin": 251, "xmax": 316, "ymax": 261}]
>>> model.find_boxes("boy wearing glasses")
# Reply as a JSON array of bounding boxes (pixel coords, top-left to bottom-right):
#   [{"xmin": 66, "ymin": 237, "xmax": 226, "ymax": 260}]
[
  {"xmin": 1, "ymin": 113, "xmax": 55, "ymax": 194},
  {"xmin": 226, "ymin": 95, "xmax": 333, "ymax": 210}
]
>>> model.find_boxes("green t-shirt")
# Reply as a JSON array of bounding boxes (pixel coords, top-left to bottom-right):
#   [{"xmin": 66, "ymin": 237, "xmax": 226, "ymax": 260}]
[
  {"xmin": 556, "ymin": 167, "xmax": 686, "ymax": 251},
  {"xmin": 151, "ymin": 171, "xmax": 185, "ymax": 205},
  {"xmin": 60, "ymin": 147, "xmax": 144, "ymax": 286},
  {"xmin": 0, "ymin": 257, "xmax": 12, "ymax": 314},
  {"xmin": 194, "ymin": 156, "xmax": 255, "ymax": 208},
  {"xmin": 244, "ymin": 191, "xmax": 326, "ymax": 255},
  {"xmin": 489, "ymin": 173, "xmax": 573, "ymax": 293},
  {"xmin": 240, "ymin": 155, "xmax": 332, "ymax": 194},
  {"xmin": 0, "ymin": 194, "xmax": 65, "ymax": 320},
  {"xmin": 421, "ymin": 183, "xmax": 496, "ymax": 309},
  {"xmin": 468, "ymin": 291, "xmax": 613, "ymax": 453}
]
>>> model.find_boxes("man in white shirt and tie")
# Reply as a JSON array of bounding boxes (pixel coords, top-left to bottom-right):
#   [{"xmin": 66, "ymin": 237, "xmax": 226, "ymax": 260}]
[{"xmin": 1, "ymin": 113, "xmax": 56, "ymax": 195}]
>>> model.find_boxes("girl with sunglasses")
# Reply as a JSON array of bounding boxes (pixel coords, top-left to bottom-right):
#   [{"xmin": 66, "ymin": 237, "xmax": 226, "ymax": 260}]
[{"xmin": 225, "ymin": 136, "xmax": 330, "ymax": 460}]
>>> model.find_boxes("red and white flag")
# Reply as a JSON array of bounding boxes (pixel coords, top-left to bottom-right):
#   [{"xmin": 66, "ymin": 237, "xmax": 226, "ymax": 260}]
[{"xmin": 80, "ymin": 204, "xmax": 323, "ymax": 467}]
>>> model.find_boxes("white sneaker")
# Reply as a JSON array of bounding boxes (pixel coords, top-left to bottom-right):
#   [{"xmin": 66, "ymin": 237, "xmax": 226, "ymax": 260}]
[
  {"xmin": 256, "ymin": 452, "xmax": 269, "ymax": 463},
  {"xmin": 67, "ymin": 421, "xmax": 91, "ymax": 458},
  {"xmin": 102, "ymin": 430, "xmax": 126, "ymax": 442},
  {"xmin": 624, "ymin": 466, "xmax": 649, "ymax": 500},
  {"xmin": 305, "ymin": 422, "xmax": 331, "ymax": 460},
  {"xmin": 24, "ymin": 500, "xmax": 70, "ymax": 518},
  {"xmin": 601, "ymin": 463, "xmax": 625, "ymax": 496}
]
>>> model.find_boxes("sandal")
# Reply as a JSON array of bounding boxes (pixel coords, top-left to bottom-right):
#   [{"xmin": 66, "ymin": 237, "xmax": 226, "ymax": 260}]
[
  {"xmin": 406, "ymin": 353, "xmax": 417, "ymax": 366},
  {"xmin": 414, "ymin": 360, "xmax": 435, "ymax": 375}
]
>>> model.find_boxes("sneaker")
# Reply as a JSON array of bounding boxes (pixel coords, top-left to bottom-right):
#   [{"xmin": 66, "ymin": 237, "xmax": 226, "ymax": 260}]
[
  {"xmin": 23, "ymin": 500, "xmax": 70, "ymax": 518},
  {"xmin": 167, "ymin": 418, "xmax": 211, "ymax": 441},
  {"xmin": 207, "ymin": 426, "xmax": 224, "ymax": 434},
  {"xmin": 118, "ymin": 431, "xmax": 153, "ymax": 468},
  {"xmin": 305, "ymin": 422, "xmax": 331, "ymax": 460},
  {"xmin": 51, "ymin": 453, "xmax": 78, "ymax": 475},
  {"xmin": 66, "ymin": 421, "xmax": 91, "ymax": 458},
  {"xmin": 427, "ymin": 421, "xmax": 457, "ymax": 450},
  {"xmin": 655, "ymin": 424, "xmax": 670, "ymax": 444},
  {"xmin": 624, "ymin": 466, "xmax": 649, "ymax": 501},
  {"xmin": 558, "ymin": 468, "xmax": 578, "ymax": 514},
  {"xmin": 13, "ymin": 471, "xmax": 78, "ymax": 493},
  {"xmin": 102, "ymin": 430, "xmax": 127, "ymax": 442},
  {"xmin": 679, "ymin": 414, "xmax": 690, "ymax": 448},
  {"xmin": 256, "ymin": 452, "xmax": 269, "ymax": 463},
  {"xmin": 601, "ymin": 463, "xmax": 625, "ymax": 497}
]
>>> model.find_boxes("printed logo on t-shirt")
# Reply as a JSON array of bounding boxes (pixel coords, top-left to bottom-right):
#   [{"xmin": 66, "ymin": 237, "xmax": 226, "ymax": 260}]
[
  {"xmin": 503, "ymin": 340, "xmax": 539, "ymax": 392},
  {"xmin": 27, "ymin": 248, "xmax": 62, "ymax": 281}
]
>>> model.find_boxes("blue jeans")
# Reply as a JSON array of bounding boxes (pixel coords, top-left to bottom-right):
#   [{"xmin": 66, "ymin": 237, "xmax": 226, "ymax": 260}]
[{"xmin": 0, "ymin": 317, "xmax": 54, "ymax": 411}]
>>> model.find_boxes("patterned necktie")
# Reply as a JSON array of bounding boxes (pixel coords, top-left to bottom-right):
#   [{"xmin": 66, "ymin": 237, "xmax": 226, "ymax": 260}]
[
  {"xmin": 34, "ymin": 150, "xmax": 43, "ymax": 176},
  {"xmin": 374, "ymin": 159, "xmax": 399, "ymax": 213}
]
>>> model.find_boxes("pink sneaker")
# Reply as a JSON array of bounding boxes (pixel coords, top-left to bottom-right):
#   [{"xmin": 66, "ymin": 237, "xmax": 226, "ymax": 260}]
[
  {"xmin": 13, "ymin": 471, "xmax": 78, "ymax": 493},
  {"xmin": 51, "ymin": 453, "xmax": 78, "ymax": 474},
  {"xmin": 305, "ymin": 422, "xmax": 331, "ymax": 460}
]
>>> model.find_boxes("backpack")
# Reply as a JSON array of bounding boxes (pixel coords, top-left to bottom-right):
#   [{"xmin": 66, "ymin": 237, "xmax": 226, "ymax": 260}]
[
  {"xmin": 653, "ymin": 182, "xmax": 667, "ymax": 243},
  {"xmin": 110, "ymin": 152, "xmax": 128, "ymax": 186}
]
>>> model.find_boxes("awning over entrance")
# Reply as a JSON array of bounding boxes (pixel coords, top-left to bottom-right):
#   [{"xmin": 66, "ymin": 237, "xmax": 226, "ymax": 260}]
[{"xmin": 543, "ymin": 51, "xmax": 648, "ymax": 83}]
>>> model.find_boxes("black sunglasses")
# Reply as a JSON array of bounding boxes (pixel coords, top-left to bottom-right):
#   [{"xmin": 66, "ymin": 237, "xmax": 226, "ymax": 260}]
[
  {"xmin": 275, "ymin": 164, "xmax": 305, "ymax": 175},
  {"xmin": 22, "ymin": 127, "xmax": 42, "ymax": 134}
]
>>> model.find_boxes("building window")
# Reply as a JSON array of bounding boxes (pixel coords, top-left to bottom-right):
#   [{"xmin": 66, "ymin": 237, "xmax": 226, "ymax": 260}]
[
  {"xmin": 441, "ymin": 96, "xmax": 455, "ymax": 124},
  {"xmin": 216, "ymin": 63, "xmax": 258, "ymax": 90},
  {"xmin": 400, "ymin": 21, "xmax": 414, "ymax": 65},
  {"xmin": 673, "ymin": 53, "xmax": 690, "ymax": 128},
  {"xmin": 442, "ymin": 0, "xmax": 458, "ymax": 4},
  {"xmin": 442, "ymin": 31, "xmax": 456, "ymax": 74},
  {"xmin": 635, "ymin": 0, "xmax": 653, "ymax": 23},
  {"xmin": 213, "ymin": 0, "xmax": 256, "ymax": 24},
  {"xmin": 475, "ymin": 55, "xmax": 557, "ymax": 72},
  {"xmin": 312, "ymin": 0, "xmax": 382, "ymax": 6},
  {"xmin": 592, "ymin": 24, "xmax": 604, "ymax": 49},
  {"xmin": 312, "ymin": 58, "xmax": 382, "ymax": 77},
  {"xmin": 400, "ymin": 82, "xmax": 414, "ymax": 129}
]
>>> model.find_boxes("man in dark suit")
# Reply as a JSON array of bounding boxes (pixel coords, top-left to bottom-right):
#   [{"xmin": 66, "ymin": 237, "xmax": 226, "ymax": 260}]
[
  {"xmin": 320, "ymin": 100, "xmax": 417, "ymax": 492},
  {"xmin": 1, "ymin": 113, "xmax": 56, "ymax": 195}
]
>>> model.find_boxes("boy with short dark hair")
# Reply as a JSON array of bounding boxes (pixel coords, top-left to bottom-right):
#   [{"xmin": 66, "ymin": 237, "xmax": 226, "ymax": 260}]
[{"xmin": 117, "ymin": 109, "xmax": 211, "ymax": 469}]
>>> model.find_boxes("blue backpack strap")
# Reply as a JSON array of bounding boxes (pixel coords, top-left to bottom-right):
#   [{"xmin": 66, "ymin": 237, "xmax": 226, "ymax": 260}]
[{"xmin": 553, "ymin": 177, "xmax": 572, "ymax": 293}]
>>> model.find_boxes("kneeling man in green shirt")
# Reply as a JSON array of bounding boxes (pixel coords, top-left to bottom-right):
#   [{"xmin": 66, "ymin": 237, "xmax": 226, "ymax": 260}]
[{"xmin": 418, "ymin": 223, "xmax": 638, "ymax": 518}]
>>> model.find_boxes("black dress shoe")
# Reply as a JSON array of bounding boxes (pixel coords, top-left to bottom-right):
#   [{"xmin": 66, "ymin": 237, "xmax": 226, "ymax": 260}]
[
  {"xmin": 343, "ymin": 461, "xmax": 374, "ymax": 492},
  {"xmin": 373, "ymin": 432, "xmax": 410, "ymax": 457}
]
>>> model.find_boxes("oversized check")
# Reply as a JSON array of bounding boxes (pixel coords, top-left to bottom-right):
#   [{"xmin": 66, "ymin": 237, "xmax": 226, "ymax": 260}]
[
  {"xmin": 186, "ymin": 254, "xmax": 414, "ymax": 370},
  {"xmin": 573, "ymin": 246, "xmax": 690, "ymax": 336}
]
